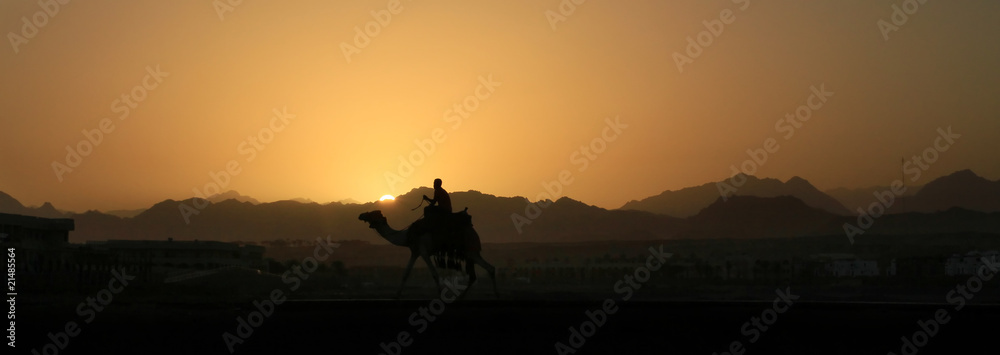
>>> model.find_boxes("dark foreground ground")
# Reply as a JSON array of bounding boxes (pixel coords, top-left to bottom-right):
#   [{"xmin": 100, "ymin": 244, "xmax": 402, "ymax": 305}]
[{"xmin": 15, "ymin": 298, "xmax": 1000, "ymax": 355}]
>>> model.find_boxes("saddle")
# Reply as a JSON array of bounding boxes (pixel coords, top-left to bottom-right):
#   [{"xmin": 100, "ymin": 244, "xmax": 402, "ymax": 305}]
[
  {"xmin": 407, "ymin": 207, "xmax": 478, "ymax": 255},
  {"xmin": 410, "ymin": 207, "xmax": 470, "ymax": 236}
]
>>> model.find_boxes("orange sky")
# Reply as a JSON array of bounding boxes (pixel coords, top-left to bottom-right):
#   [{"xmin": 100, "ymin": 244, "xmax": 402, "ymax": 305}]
[{"xmin": 1, "ymin": 0, "xmax": 998, "ymax": 212}]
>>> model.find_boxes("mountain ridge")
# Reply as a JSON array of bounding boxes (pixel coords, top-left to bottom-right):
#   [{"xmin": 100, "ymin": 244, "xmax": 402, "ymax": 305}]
[
  {"xmin": 2, "ymin": 169, "xmax": 998, "ymax": 244},
  {"xmin": 620, "ymin": 174, "xmax": 851, "ymax": 217}
]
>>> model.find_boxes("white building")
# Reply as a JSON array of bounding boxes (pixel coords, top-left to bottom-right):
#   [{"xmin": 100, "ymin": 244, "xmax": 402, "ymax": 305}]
[{"xmin": 814, "ymin": 253, "xmax": 881, "ymax": 277}]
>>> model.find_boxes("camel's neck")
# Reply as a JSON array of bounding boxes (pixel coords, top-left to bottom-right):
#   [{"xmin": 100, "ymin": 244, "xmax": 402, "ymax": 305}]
[{"xmin": 372, "ymin": 223, "xmax": 409, "ymax": 246}]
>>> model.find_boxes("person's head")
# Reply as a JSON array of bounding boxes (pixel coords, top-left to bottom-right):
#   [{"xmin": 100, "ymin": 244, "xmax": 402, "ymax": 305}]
[{"xmin": 433, "ymin": 178, "xmax": 442, "ymax": 188}]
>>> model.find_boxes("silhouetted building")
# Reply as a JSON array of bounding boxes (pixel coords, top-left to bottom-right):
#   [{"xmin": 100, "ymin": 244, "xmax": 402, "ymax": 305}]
[
  {"xmin": 84, "ymin": 239, "xmax": 267, "ymax": 275},
  {"xmin": 0, "ymin": 212, "xmax": 74, "ymax": 246},
  {"xmin": 1, "ymin": 212, "xmax": 266, "ymax": 291},
  {"xmin": 0, "ymin": 213, "xmax": 77, "ymax": 289}
]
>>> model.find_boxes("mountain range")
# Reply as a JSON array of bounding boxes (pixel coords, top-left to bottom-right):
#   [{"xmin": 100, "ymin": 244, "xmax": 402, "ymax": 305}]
[
  {"xmin": 620, "ymin": 174, "xmax": 851, "ymax": 217},
  {"xmin": 887, "ymin": 169, "xmax": 1000, "ymax": 214},
  {"xmin": 1, "ymin": 169, "xmax": 998, "ymax": 244}
]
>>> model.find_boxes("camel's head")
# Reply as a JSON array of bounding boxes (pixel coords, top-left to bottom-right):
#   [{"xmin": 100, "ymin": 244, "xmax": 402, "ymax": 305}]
[{"xmin": 358, "ymin": 210, "xmax": 387, "ymax": 228}]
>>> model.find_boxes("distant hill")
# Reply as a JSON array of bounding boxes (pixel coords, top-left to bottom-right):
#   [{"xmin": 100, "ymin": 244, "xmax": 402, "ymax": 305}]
[
  {"xmin": 206, "ymin": 190, "xmax": 260, "ymax": 204},
  {"xmin": 0, "ymin": 191, "xmax": 31, "ymax": 216},
  {"xmin": 862, "ymin": 207, "xmax": 1000, "ymax": 236},
  {"xmin": 890, "ymin": 170, "xmax": 1000, "ymax": 214},
  {"xmin": 0, "ymin": 188, "xmax": 686, "ymax": 244},
  {"xmin": 620, "ymin": 175, "xmax": 850, "ymax": 217},
  {"xmin": 48, "ymin": 192, "xmax": 1000, "ymax": 245},
  {"xmin": 512, "ymin": 197, "xmax": 687, "ymax": 243},
  {"xmin": 4, "ymin": 169, "xmax": 999, "ymax": 245},
  {"xmin": 825, "ymin": 185, "xmax": 921, "ymax": 212},
  {"xmin": 826, "ymin": 170, "xmax": 1000, "ymax": 215},
  {"xmin": 0, "ymin": 191, "xmax": 67, "ymax": 218},
  {"xmin": 28, "ymin": 188, "xmax": 568, "ymax": 243},
  {"xmin": 104, "ymin": 208, "xmax": 147, "ymax": 218},
  {"xmin": 683, "ymin": 195, "xmax": 842, "ymax": 239},
  {"xmin": 31, "ymin": 202, "xmax": 67, "ymax": 218}
]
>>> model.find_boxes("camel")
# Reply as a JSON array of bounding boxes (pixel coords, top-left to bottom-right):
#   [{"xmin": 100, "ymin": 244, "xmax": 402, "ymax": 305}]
[{"xmin": 358, "ymin": 209, "xmax": 498, "ymax": 299}]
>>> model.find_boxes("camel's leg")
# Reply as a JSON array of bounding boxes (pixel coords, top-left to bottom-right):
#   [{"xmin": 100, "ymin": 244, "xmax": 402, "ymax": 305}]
[
  {"xmin": 470, "ymin": 253, "xmax": 498, "ymax": 299},
  {"xmin": 466, "ymin": 258, "xmax": 478, "ymax": 284},
  {"xmin": 419, "ymin": 249, "xmax": 442, "ymax": 292},
  {"xmin": 396, "ymin": 252, "xmax": 419, "ymax": 299},
  {"xmin": 457, "ymin": 258, "xmax": 477, "ymax": 300}
]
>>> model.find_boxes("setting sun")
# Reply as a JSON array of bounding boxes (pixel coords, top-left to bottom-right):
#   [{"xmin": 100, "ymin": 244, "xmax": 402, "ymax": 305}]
[{"xmin": 379, "ymin": 195, "xmax": 395, "ymax": 201}]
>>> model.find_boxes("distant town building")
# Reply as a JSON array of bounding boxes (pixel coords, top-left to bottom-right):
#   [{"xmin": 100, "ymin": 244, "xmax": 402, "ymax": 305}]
[
  {"xmin": 85, "ymin": 239, "xmax": 267, "ymax": 274},
  {"xmin": 724, "ymin": 255, "xmax": 756, "ymax": 280},
  {"xmin": 812, "ymin": 253, "xmax": 881, "ymax": 277},
  {"xmin": 0, "ymin": 213, "xmax": 76, "ymax": 287},
  {"xmin": 946, "ymin": 251, "xmax": 1000, "ymax": 276},
  {"xmin": 0, "ymin": 212, "xmax": 266, "ymax": 290}
]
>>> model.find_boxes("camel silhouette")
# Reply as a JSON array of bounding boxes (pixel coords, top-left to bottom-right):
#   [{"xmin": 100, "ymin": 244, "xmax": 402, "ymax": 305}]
[{"xmin": 358, "ymin": 209, "xmax": 498, "ymax": 298}]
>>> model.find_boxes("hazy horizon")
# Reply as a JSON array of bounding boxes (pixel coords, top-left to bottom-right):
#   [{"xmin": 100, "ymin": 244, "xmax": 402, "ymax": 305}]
[
  {"xmin": 3, "ymin": 168, "xmax": 994, "ymax": 214},
  {"xmin": 3, "ymin": 0, "xmax": 998, "ymax": 212}
]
